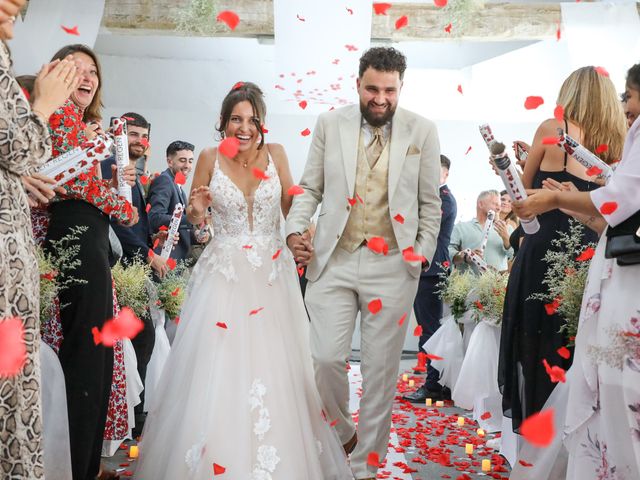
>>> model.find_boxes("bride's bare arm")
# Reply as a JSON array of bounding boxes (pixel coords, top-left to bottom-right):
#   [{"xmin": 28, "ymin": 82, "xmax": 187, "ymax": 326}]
[
  {"xmin": 269, "ymin": 143, "xmax": 295, "ymax": 218},
  {"xmin": 187, "ymin": 147, "xmax": 215, "ymax": 224}
]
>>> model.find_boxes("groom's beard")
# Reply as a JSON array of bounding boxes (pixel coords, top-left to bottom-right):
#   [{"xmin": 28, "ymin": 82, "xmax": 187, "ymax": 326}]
[{"xmin": 360, "ymin": 99, "xmax": 396, "ymax": 127}]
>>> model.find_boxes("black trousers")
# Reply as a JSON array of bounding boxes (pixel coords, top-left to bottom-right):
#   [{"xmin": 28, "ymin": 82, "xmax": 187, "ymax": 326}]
[
  {"xmin": 413, "ymin": 274, "xmax": 444, "ymax": 390},
  {"xmin": 46, "ymin": 201, "xmax": 114, "ymax": 480}
]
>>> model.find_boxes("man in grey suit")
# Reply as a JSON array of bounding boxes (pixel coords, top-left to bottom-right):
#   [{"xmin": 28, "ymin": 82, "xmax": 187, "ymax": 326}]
[{"xmin": 285, "ymin": 47, "xmax": 442, "ymax": 480}]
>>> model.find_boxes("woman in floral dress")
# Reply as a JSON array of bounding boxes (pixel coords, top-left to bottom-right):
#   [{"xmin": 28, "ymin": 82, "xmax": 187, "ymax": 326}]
[{"xmin": 513, "ymin": 62, "xmax": 640, "ymax": 479}]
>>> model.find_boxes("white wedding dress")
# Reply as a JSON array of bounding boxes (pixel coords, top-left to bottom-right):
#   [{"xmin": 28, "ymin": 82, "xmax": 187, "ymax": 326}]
[{"xmin": 134, "ymin": 155, "xmax": 352, "ymax": 480}]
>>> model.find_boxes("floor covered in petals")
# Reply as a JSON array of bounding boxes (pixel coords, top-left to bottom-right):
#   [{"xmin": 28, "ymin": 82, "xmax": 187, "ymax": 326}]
[{"xmin": 104, "ymin": 354, "xmax": 511, "ymax": 479}]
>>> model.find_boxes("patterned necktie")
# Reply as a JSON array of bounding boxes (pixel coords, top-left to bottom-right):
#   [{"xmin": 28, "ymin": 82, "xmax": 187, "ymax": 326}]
[{"xmin": 366, "ymin": 127, "xmax": 384, "ymax": 168}]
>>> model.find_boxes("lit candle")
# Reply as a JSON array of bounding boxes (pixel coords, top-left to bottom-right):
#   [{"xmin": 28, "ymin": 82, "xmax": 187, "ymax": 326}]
[
  {"xmin": 477, "ymin": 428, "xmax": 485, "ymax": 437},
  {"xmin": 129, "ymin": 445, "xmax": 139, "ymax": 458},
  {"xmin": 482, "ymin": 459, "xmax": 491, "ymax": 472},
  {"xmin": 425, "ymin": 398, "xmax": 432, "ymax": 406},
  {"xmin": 457, "ymin": 416, "xmax": 465, "ymax": 426},
  {"xmin": 465, "ymin": 443, "xmax": 474, "ymax": 455},
  {"xmin": 408, "ymin": 379, "xmax": 415, "ymax": 387},
  {"xmin": 402, "ymin": 374, "xmax": 409, "ymax": 382},
  {"xmin": 435, "ymin": 400, "xmax": 444, "ymax": 407}
]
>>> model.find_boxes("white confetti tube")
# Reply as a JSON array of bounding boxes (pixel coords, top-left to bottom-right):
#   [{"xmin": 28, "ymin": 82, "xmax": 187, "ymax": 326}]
[
  {"xmin": 37, "ymin": 136, "xmax": 114, "ymax": 188},
  {"xmin": 463, "ymin": 248, "xmax": 489, "ymax": 273},
  {"xmin": 556, "ymin": 128, "xmax": 613, "ymax": 183},
  {"xmin": 161, "ymin": 204, "xmax": 184, "ymax": 260},
  {"xmin": 479, "ymin": 124, "xmax": 498, "ymax": 150},
  {"xmin": 479, "ymin": 210, "xmax": 496, "ymax": 253},
  {"xmin": 112, "ymin": 118, "xmax": 132, "ymax": 202}
]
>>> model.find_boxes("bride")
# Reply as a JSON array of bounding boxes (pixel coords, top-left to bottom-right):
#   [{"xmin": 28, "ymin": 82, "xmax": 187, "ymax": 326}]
[{"xmin": 134, "ymin": 82, "xmax": 352, "ymax": 479}]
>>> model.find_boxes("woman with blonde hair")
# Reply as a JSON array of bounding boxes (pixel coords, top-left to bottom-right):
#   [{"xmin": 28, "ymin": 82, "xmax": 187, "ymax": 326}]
[{"xmin": 498, "ymin": 66, "xmax": 627, "ymax": 437}]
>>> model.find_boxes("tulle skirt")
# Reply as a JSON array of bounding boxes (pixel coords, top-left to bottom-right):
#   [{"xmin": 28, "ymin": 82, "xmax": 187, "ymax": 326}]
[
  {"xmin": 133, "ymin": 241, "xmax": 352, "ymax": 479},
  {"xmin": 422, "ymin": 314, "xmax": 464, "ymax": 390}
]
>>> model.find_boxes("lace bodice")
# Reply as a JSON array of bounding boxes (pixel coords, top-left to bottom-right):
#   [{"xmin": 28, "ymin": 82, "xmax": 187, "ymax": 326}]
[
  {"xmin": 190, "ymin": 152, "xmax": 287, "ymax": 284},
  {"xmin": 210, "ymin": 153, "xmax": 281, "ymax": 239}
]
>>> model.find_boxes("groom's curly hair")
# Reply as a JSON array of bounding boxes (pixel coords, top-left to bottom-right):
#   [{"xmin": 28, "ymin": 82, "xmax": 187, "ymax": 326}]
[{"xmin": 358, "ymin": 47, "xmax": 407, "ymax": 80}]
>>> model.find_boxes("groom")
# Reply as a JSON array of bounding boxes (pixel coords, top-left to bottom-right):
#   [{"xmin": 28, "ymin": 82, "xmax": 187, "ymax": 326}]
[{"xmin": 286, "ymin": 47, "xmax": 442, "ymax": 479}]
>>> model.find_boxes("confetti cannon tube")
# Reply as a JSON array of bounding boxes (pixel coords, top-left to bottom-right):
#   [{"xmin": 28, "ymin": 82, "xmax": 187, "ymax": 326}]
[
  {"xmin": 479, "ymin": 124, "xmax": 498, "ymax": 150},
  {"xmin": 463, "ymin": 248, "xmax": 489, "ymax": 273},
  {"xmin": 37, "ymin": 136, "xmax": 114, "ymax": 188},
  {"xmin": 556, "ymin": 128, "xmax": 613, "ymax": 183},
  {"xmin": 479, "ymin": 210, "xmax": 496, "ymax": 253},
  {"xmin": 161, "ymin": 203, "xmax": 184, "ymax": 260},
  {"xmin": 112, "ymin": 118, "xmax": 132, "ymax": 203},
  {"xmin": 485, "ymin": 139, "xmax": 540, "ymax": 235}
]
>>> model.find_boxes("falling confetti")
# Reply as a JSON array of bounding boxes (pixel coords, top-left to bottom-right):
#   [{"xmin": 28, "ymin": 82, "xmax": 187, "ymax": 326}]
[
  {"xmin": 0, "ymin": 317, "xmax": 26, "ymax": 377},
  {"xmin": 576, "ymin": 246, "xmax": 595, "ymax": 261},
  {"xmin": 174, "ymin": 171, "xmax": 186, "ymax": 185},
  {"xmin": 434, "ymin": 0, "xmax": 448, "ymax": 7},
  {"xmin": 61, "ymin": 25, "xmax": 80, "ymax": 35},
  {"xmin": 252, "ymin": 168, "xmax": 270, "ymax": 180},
  {"xmin": 287, "ymin": 185, "xmax": 304, "ymax": 196},
  {"xmin": 217, "ymin": 10, "xmax": 240, "ymax": 30},
  {"xmin": 554, "ymin": 104, "xmax": 564, "ymax": 122},
  {"xmin": 373, "ymin": 3, "xmax": 392, "ymax": 15},
  {"xmin": 393, "ymin": 213, "xmax": 405, "ymax": 224},
  {"xmin": 368, "ymin": 298, "xmax": 383, "ymax": 314},
  {"xmin": 444, "ymin": 23, "xmax": 452, "ymax": 33},
  {"xmin": 599, "ymin": 201, "xmax": 618, "ymax": 215},
  {"xmin": 367, "ymin": 236, "xmax": 389, "ymax": 255},
  {"xmin": 301, "ymin": 128, "xmax": 311, "ymax": 136},
  {"xmin": 521, "ymin": 409, "xmax": 555, "ymax": 447},
  {"xmin": 219, "ymin": 137, "xmax": 240, "ymax": 158},
  {"xmin": 557, "ymin": 346, "xmax": 570, "ymax": 359},
  {"xmin": 395, "ymin": 15, "xmax": 408, "ymax": 30},
  {"xmin": 524, "ymin": 96, "xmax": 544, "ymax": 110}
]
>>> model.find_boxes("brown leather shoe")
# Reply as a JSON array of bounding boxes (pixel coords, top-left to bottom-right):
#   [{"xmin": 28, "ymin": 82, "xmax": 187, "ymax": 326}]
[{"xmin": 342, "ymin": 432, "xmax": 357, "ymax": 455}]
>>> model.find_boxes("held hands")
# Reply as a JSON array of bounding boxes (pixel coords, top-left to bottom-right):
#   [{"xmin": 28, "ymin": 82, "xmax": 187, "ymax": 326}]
[
  {"xmin": 110, "ymin": 164, "xmax": 137, "ymax": 189},
  {"xmin": 286, "ymin": 231, "xmax": 314, "ymax": 267},
  {"xmin": 32, "ymin": 56, "xmax": 81, "ymax": 119}
]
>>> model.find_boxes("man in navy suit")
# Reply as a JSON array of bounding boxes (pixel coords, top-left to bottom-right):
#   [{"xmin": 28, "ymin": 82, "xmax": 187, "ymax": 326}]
[
  {"xmin": 403, "ymin": 154, "xmax": 457, "ymax": 403},
  {"xmin": 101, "ymin": 112, "xmax": 166, "ymax": 436},
  {"xmin": 147, "ymin": 141, "xmax": 198, "ymax": 263}
]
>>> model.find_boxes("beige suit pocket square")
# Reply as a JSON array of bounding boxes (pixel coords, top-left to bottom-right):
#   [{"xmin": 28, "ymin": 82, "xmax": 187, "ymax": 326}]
[{"xmin": 406, "ymin": 144, "xmax": 420, "ymax": 156}]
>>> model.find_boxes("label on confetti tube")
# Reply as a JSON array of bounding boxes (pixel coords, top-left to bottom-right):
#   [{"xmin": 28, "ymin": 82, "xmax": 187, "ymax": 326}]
[
  {"xmin": 37, "ymin": 136, "xmax": 114, "ymax": 188},
  {"xmin": 479, "ymin": 210, "xmax": 495, "ymax": 253},
  {"xmin": 556, "ymin": 128, "xmax": 613, "ymax": 183},
  {"xmin": 479, "ymin": 124, "xmax": 498, "ymax": 150},
  {"xmin": 464, "ymin": 248, "xmax": 489, "ymax": 273},
  {"xmin": 113, "ymin": 118, "xmax": 132, "ymax": 203},
  {"xmin": 161, "ymin": 203, "xmax": 184, "ymax": 260}
]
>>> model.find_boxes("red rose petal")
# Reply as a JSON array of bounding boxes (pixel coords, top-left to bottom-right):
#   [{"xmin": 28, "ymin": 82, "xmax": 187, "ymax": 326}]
[
  {"xmin": 140, "ymin": 175, "xmax": 149, "ymax": 185},
  {"xmin": 213, "ymin": 462, "xmax": 226, "ymax": 475},
  {"xmin": 0, "ymin": 317, "xmax": 27, "ymax": 377},
  {"xmin": 373, "ymin": 3, "xmax": 392, "ymax": 15},
  {"xmin": 171, "ymin": 287, "xmax": 180, "ymax": 297},
  {"xmin": 557, "ymin": 346, "xmax": 571, "ymax": 359},
  {"xmin": 249, "ymin": 307, "xmax": 264, "ymax": 316},
  {"xmin": 146, "ymin": 204, "xmax": 152, "ymax": 213},
  {"xmin": 524, "ymin": 96, "xmax": 544, "ymax": 110},
  {"xmin": 287, "ymin": 185, "xmax": 304, "ymax": 196},
  {"xmin": 299, "ymin": 100, "xmax": 308, "ymax": 110},
  {"xmin": 216, "ymin": 322, "xmax": 228, "ymax": 329},
  {"xmin": 586, "ymin": 165, "xmax": 603, "ymax": 177},
  {"xmin": 94, "ymin": 308, "xmax": 144, "ymax": 347},
  {"xmin": 521, "ymin": 409, "xmax": 555, "ymax": 447},
  {"xmin": 166, "ymin": 258, "xmax": 177, "ymax": 270},
  {"xmin": 542, "ymin": 358, "xmax": 566, "ymax": 383},
  {"xmin": 367, "ymin": 236, "xmax": 389, "ymax": 255},
  {"xmin": 595, "ymin": 144, "xmax": 608, "ymax": 154},
  {"xmin": 542, "ymin": 136, "xmax": 561, "ymax": 145},
  {"xmin": 414, "ymin": 325, "xmax": 423, "ymax": 337},
  {"xmin": 252, "ymin": 168, "xmax": 270, "ymax": 181},
  {"xmin": 402, "ymin": 246, "xmax": 426, "ymax": 263},
  {"xmin": 232, "ymin": 81, "xmax": 244, "ymax": 90},
  {"xmin": 393, "ymin": 213, "xmax": 405, "ymax": 224},
  {"xmin": 425, "ymin": 353, "xmax": 443, "ymax": 361},
  {"xmin": 347, "ymin": 197, "xmax": 357, "ymax": 207},
  {"xmin": 301, "ymin": 128, "xmax": 311, "ymax": 136},
  {"xmin": 219, "ymin": 137, "xmax": 240, "ymax": 158},
  {"xmin": 174, "ymin": 171, "xmax": 186, "ymax": 185},
  {"xmin": 457, "ymin": 84, "xmax": 463, "ymax": 95},
  {"xmin": 599, "ymin": 201, "xmax": 618, "ymax": 215},
  {"xmin": 216, "ymin": 10, "xmax": 240, "ymax": 30},
  {"xmin": 444, "ymin": 23, "xmax": 452, "ymax": 33},
  {"xmin": 61, "ymin": 25, "xmax": 80, "ymax": 36},
  {"xmin": 398, "ymin": 313, "xmax": 407, "ymax": 326},
  {"xmin": 367, "ymin": 451, "xmax": 381, "ymax": 467},
  {"xmin": 481, "ymin": 411, "xmax": 492, "ymax": 420},
  {"xmin": 594, "ymin": 66, "xmax": 609, "ymax": 77},
  {"xmin": 576, "ymin": 246, "xmax": 595, "ymax": 261},
  {"xmin": 368, "ymin": 298, "xmax": 383, "ymax": 314},
  {"xmin": 554, "ymin": 104, "xmax": 564, "ymax": 122},
  {"xmin": 159, "ymin": 225, "xmax": 168, "ymax": 232},
  {"xmin": 434, "ymin": 0, "xmax": 448, "ymax": 6},
  {"xmin": 395, "ymin": 15, "xmax": 408, "ymax": 30},
  {"xmin": 272, "ymin": 249, "xmax": 282, "ymax": 260},
  {"xmin": 464, "ymin": 146, "xmax": 472, "ymax": 155}
]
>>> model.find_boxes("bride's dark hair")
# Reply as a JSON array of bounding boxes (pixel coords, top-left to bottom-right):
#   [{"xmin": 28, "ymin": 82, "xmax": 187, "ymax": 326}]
[{"xmin": 216, "ymin": 82, "xmax": 266, "ymax": 149}]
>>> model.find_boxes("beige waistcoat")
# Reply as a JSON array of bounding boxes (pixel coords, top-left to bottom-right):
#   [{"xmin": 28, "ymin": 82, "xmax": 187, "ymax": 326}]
[{"xmin": 338, "ymin": 131, "xmax": 398, "ymax": 252}]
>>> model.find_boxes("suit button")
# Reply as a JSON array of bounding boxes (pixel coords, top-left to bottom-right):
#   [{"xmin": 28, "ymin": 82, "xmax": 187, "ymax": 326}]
[{"xmin": 346, "ymin": 205, "xmax": 350, "ymax": 211}]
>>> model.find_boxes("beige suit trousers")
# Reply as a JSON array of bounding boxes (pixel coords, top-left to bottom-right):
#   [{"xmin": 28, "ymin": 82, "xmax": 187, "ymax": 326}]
[{"xmin": 305, "ymin": 245, "xmax": 420, "ymax": 479}]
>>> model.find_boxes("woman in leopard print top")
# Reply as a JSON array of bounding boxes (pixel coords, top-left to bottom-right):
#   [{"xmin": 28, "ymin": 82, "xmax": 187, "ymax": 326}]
[{"xmin": 0, "ymin": 4, "xmax": 79, "ymax": 477}]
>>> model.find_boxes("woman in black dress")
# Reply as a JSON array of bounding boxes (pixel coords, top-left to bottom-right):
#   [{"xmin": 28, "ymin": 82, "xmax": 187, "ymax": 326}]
[{"xmin": 498, "ymin": 66, "xmax": 627, "ymax": 433}]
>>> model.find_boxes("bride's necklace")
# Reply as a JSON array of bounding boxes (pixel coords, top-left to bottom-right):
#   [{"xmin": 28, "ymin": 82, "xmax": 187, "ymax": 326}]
[{"xmin": 236, "ymin": 151, "xmax": 259, "ymax": 169}]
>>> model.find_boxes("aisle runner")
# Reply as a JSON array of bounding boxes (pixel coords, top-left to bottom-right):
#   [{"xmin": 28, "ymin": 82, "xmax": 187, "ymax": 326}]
[{"xmin": 348, "ymin": 365, "xmax": 413, "ymax": 480}]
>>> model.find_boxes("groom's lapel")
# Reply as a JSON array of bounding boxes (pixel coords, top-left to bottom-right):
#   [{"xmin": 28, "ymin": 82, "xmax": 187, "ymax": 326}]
[
  {"xmin": 338, "ymin": 106, "xmax": 361, "ymax": 197},
  {"xmin": 388, "ymin": 108, "xmax": 412, "ymax": 201}
]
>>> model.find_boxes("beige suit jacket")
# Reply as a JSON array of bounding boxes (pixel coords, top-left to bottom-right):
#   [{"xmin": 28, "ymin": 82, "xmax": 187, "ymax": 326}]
[{"xmin": 285, "ymin": 104, "xmax": 442, "ymax": 282}]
